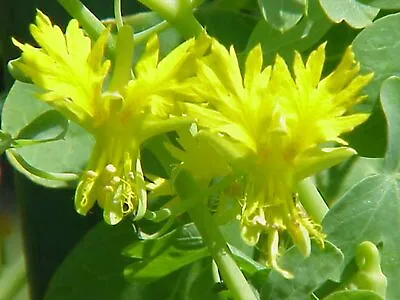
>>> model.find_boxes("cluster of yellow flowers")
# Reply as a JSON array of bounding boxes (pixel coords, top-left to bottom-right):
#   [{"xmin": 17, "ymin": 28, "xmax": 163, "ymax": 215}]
[{"xmin": 12, "ymin": 11, "xmax": 372, "ymax": 276}]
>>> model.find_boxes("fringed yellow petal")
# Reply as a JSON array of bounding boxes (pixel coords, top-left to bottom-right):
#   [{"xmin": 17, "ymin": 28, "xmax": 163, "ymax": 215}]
[
  {"xmin": 134, "ymin": 34, "xmax": 160, "ymax": 78},
  {"xmin": 205, "ymin": 39, "xmax": 244, "ymax": 99},
  {"xmin": 12, "ymin": 11, "xmax": 110, "ymax": 130},
  {"xmin": 244, "ymin": 44, "xmax": 263, "ymax": 91},
  {"xmin": 30, "ymin": 10, "xmax": 71, "ymax": 60},
  {"xmin": 320, "ymin": 113, "xmax": 369, "ymax": 140},
  {"xmin": 293, "ymin": 51, "xmax": 308, "ymax": 92},
  {"xmin": 334, "ymin": 73, "xmax": 374, "ymax": 108},
  {"xmin": 125, "ymin": 32, "xmax": 211, "ymax": 120},
  {"xmin": 157, "ymin": 37, "xmax": 194, "ymax": 77},
  {"xmin": 65, "ymin": 19, "xmax": 91, "ymax": 64},
  {"xmin": 157, "ymin": 31, "xmax": 211, "ymax": 80},
  {"xmin": 271, "ymin": 55, "xmax": 297, "ymax": 96},
  {"xmin": 319, "ymin": 46, "xmax": 360, "ymax": 93},
  {"xmin": 305, "ymin": 42, "xmax": 326, "ymax": 88},
  {"xmin": 294, "ymin": 147, "xmax": 356, "ymax": 180}
]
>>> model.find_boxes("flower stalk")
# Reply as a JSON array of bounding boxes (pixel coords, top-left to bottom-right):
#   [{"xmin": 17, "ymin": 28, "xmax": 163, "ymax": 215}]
[
  {"xmin": 114, "ymin": 0, "xmax": 124, "ymax": 30},
  {"xmin": 173, "ymin": 169, "xmax": 257, "ymax": 300},
  {"xmin": 296, "ymin": 177, "xmax": 329, "ymax": 224},
  {"xmin": 138, "ymin": 0, "xmax": 203, "ymax": 38}
]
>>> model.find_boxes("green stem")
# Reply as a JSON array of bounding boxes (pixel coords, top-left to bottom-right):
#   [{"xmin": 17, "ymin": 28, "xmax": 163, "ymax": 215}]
[
  {"xmin": 133, "ymin": 21, "xmax": 169, "ymax": 45},
  {"xmin": 296, "ymin": 177, "xmax": 329, "ymax": 224},
  {"xmin": 174, "ymin": 170, "xmax": 257, "ymax": 300},
  {"xmin": 138, "ymin": 0, "xmax": 203, "ymax": 38},
  {"xmin": 114, "ymin": 0, "xmax": 123, "ymax": 29},
  {"xmin": 0, "ymin": 255, "xmax": 26, "ymax": 300},
  {"xmin": 57, "ymin": 0, "xmax": 116, "ymax": 56}
]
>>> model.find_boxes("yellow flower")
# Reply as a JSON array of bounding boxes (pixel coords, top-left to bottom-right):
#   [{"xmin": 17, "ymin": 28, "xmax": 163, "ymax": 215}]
[
  {"xmin": 186, "ymin": 39, "xmax": 373, "ymax": 277},
  {"xmin": 165, "ymin": 125, "xmax": 231, "ymax": 180},
  {"xmin": 12, "ymin": 10, "xmax": 210, "ymax": 225}
]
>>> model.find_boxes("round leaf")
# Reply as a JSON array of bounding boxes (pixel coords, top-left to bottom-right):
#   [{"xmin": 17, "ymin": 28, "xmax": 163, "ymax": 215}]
[
  {"xmin": 319, "ymin": 0, "xmax": 379, "ymax": 28},
  {"xmin": 358, "ymin": 0, "xmax": 400, "ymax": 9},
  {"xmin": 247, "ymin": 0, "xmax": 332, "ymax": 65},
  {"xmin": 1, "ymin": 81, "xmax": 93, "ymax": 187},
  {"xmin": 258, "ymin": 0, "xmax": 307, "ymax": 32},
  {"xmin": 353, "ymin": 13, "xmax": 400, "ymax": 106}
]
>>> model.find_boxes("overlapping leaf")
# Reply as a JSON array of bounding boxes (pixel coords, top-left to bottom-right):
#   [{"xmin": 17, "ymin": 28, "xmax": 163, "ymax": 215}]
[
  {"xmin": 257, "ymin": 0, "xmax": 307, "ymax": 32},
  {"xmin": 1, "ymin": 81, "xmax": 93, "ymax": 187},
  {"xmin": 123, "ymin": 223, "xmax": 208, "ymax": 283},
  {"xmin": 353, "ymin": 13, "xmax": 400, "ymax": 107},
  {"xmin": 319, "ymin": 0, "xmax": 379, "ymax": 28},
  {"xmin": 247, "ymin": 0, "xmax": 332, "ymax": 65},
  {"xmin": 260, "ymin": 242, "xmax": 344, "ymax": 300},
  {"xmin": 359, "ymin": 0, "xmax": 400, "ymax": 9}
]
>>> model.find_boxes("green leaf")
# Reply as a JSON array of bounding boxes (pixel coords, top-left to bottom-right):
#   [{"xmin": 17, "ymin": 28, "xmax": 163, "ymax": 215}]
[
  {"xmin": 123, "ymin": 220, "xmax": 266, "ymax": 286},
  {"xmin": 260, "ymin": 241, "xmax": 344, "ymax": 300},
  {"xmin": 319, "ymin": 0, "xmax": 379, "ymax": 28},
  {"xmin": 358, "ymin": 0, "xmax": 400, "ymax": 9},
  {"xmin": 1, "ymin": 81, "xmax": 93, "ymax": 188},
  {"xmin": 163, "ymin": 259, "xmax": 223, "ymax": 300},
  {"xmin": 381, "ymin": 77, "xmax": 400, "ymax": 172},
  {"xmin": 353, "ymin": 13, "xmax": 400, "ymax": 106},
  {"xmin": 323, "ymin": 175, "xmax": 397, "ymax": 299},
  {"xmin": 323, "ymin": 77, "xmax": 400, "ymax": 300},
  {"xmin": 220, "ymin": 220, "xmax": 253, "ymax": 258},
  {"xmin": 196, "ymin": 8, "xmax": 258, "ymax": 52},
  {"xmin": 229, "ymin": 245, "xmax": 268, "ymax": 277},
  {"xmin": 178, "ymin": 258, "xmax": 225, "ymax": 300},
  {"xmin": 323, "ymin": 290, "xmax": 383, "ymax": 300},
  {"xmin": 123, "ymin": 223, "xmax": 209, "ymax": 283},
  {"xmin": 45, "ymin": 221, "xmax": 137, "ymax": 300},
  {"xmin": 247, "ymin": 0, "xmax": 332, "ymax": 65},
  {"xmin": 138, "ymin": 259, "xmax": 226, "ymax": 300},
  {"xmin": 317, "ymin": 157, "xmax": 383, "ymax": 206},
  {"xmin": 13, "ymin": 110, "xmax": 69, "ymax": 147},
  {"xmin": 143, "ymin": 134, "xmax": 179, "ymax": 177},
  {"xmin": 257, "ymin": 0, "xmax": 307, "ymax": 32},
  {"xmin": 221, "ymin": 220, "xmax": 267, "ymax": 277},
  {"xmin": 44, "ymin": 220, "xmax": 221, "ymax": 300}
]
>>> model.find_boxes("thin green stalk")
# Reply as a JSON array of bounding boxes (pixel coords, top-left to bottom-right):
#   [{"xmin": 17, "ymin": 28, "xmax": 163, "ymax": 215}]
[
  {"xmin": 0, "ymin": 255, "xmax": 26, "ymax": 300},
  {"xmin": 296, "ymin": 177, "xmax": 329, "ymax": 224},
  {"xmin": 133, "ymin": 21, "xmax": 169, "ymax": 44},
  {"xmin": 174, "ymin": 170, "xmax": 257, "ymax": 300},
  {"xmin": 114, "ymin": 0, "xmax": 123, "ymax": 29},
  {"xmin": 138, "ymin": 0, "xmax": 203, "ymax": 38},
  {"xmin": 57, "ymin": 0, "xmax": 116, "ymax": 56}
]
